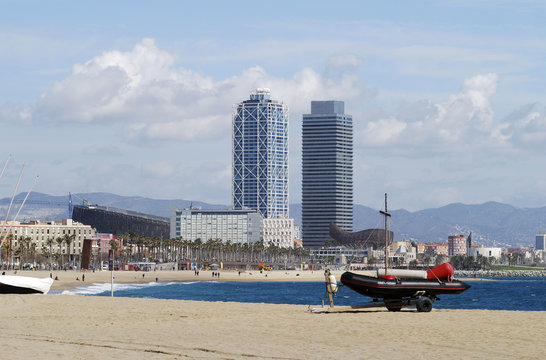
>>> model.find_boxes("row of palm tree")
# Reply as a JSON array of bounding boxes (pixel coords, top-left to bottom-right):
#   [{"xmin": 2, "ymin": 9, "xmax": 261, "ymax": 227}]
[
  {"xmin": 1, "ymin": 231, "xmax": 311, "ymax": 270},
  {"xmin": 1, "ymin": 234, "xmax": 76, "ymax": 270},
  {"xmin": 113, "ymin": 233, "xmax": 311, "ymax": 268}
]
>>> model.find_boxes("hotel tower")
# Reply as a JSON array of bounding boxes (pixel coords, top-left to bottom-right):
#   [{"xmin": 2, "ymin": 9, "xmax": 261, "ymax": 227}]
[
  {"xmin": 232, "ymin": 88, "xmax": 289, "ymax": 219},
  {"xmin": 302, "ymin": 101, "xmax": 353, "ymax": 248}
]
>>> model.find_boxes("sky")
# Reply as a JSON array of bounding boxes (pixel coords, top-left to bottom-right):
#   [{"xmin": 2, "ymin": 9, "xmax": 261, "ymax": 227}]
[{"xmin": 1, "ymin": 0, "xmax": 546, "ymax": 212}]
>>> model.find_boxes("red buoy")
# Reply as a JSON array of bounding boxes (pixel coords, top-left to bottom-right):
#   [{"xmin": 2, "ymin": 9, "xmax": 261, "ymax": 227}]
[{"xmin": 426, "ymin": 263, "xmax": 454, "ymax": 281}]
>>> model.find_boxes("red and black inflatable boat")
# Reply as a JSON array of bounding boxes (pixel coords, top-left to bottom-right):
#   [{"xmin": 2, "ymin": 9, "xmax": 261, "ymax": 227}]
[{"xmin": 340, "ymin": 263, "xmax": 470, "ymax": 312}]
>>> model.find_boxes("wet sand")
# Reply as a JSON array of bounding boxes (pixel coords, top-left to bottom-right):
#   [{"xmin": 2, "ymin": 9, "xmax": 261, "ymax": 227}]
[{"xmin": 13, "ymin": 269, "xmax": 354, "ymax": 290}]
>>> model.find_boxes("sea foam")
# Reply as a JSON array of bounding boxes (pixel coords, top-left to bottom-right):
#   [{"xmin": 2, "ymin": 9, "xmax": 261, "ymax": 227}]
[{"xmin": 57, "ymin": 281, "xmax": 186, "ymax": 296}]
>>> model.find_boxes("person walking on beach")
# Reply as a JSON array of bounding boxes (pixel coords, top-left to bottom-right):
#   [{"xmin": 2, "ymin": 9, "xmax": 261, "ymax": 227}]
[{"xmin": 82, "ymin": 274, "xmax": 85, "ymax": 282}]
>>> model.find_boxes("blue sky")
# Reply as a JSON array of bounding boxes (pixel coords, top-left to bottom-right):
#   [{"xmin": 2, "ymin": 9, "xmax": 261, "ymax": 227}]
[{"xmin": 1, "ymin": 0, "xmax": 546, "ymax": 211}]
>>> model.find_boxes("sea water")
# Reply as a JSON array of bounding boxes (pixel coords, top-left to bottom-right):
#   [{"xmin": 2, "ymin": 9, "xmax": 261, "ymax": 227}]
[{"xmin": 55, "ymin": 277, "xmax": 546, "ymax": 311}]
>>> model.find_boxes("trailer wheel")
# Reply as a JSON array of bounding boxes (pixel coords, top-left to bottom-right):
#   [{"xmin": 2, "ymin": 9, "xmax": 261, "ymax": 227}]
[{"xmin": 416, "ymin": 296, "xmax": 433, "ymax": 312}]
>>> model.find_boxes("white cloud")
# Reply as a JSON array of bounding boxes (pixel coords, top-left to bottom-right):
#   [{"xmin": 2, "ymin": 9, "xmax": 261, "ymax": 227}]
[
  {"xmin": 326, "ymin": 54, "xmax": 363, "ymax": 75},
  {"xmin": 0, "ymin": 102, "xmax": 33, "ymax": 125},
  {"xmin": 356, "ymin": 73, "xmax": 499, "ymax": 152},
  {"xmin": 492, "ymin": 103, "xmax": 546, "ymax": 148},
  {"xmin": 8, "ymin": 38, "xmax": 371, "ymax": 144}
]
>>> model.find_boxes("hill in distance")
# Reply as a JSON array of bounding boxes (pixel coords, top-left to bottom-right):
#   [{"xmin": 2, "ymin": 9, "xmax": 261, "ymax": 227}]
[{"xmin": 1, "ymin": 192, "xmax": 542, "ymax": 247}]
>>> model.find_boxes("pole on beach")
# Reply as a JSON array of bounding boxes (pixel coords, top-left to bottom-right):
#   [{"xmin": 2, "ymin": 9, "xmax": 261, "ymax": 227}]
[{"xmin": 109, "ymin": 249, "xmax": 114, "ymax": 297}]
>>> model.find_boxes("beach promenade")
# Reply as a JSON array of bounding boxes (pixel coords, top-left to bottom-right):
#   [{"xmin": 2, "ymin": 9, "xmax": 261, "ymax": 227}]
[{"xmin": 1, "ymin": 270, "xmax": 544, "ymax": 359}]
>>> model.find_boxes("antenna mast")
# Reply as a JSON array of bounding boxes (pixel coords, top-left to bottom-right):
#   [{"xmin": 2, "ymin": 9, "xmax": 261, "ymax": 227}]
[{"xmin": 379, "ymin": 193, "xmax": 391, "ymax": 275}]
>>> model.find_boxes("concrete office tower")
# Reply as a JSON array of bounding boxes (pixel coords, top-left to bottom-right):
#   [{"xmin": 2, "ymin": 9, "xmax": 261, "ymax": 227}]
[
  {"xmin": 302, "ymin": 101, "xmax": 353, "ymax": 248},
  {"xmin": 536, "ymin": 232, "xmax": 546, "ymax": 250},
  {"xmin": 232, "ymin": 88, "xmax": 289, "ymax": 219}
]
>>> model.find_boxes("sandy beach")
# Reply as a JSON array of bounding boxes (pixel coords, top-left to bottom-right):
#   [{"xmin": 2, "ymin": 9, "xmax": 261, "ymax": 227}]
[
  {"xmin": 1, "ymin": 270, "xmax": 544, "ymax": 359},
  {"xmin": 1, "ymin": 295, "xmax": 544, "ymax": 359}
]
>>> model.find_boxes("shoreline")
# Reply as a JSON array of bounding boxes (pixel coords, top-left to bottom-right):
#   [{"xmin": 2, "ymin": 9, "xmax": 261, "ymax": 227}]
[
  {"xmin": 11, "ymin": 269, "xmax": 351, "ymax": 291},
  {"xmin": 6, "ymin": 268, "xmax": 542, "ymax": 291}
]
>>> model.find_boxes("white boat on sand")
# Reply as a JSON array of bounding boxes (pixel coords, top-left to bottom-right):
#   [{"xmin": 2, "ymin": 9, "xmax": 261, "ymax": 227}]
[{"xmin": 0, "ymin": 275, "xmax": 54, "ymax": 294}]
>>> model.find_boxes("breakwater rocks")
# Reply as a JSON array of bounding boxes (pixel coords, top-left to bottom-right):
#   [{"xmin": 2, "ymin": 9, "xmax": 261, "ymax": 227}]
[{"xmin": 455, "ymin": 269, "xmax": 545, "ymax": 277}]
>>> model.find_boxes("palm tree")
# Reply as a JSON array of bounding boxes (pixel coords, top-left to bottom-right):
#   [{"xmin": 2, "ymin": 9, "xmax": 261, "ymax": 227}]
[
  {"xmin": 29, "ymin": 242, "xmax": 37, "ymax": 267},
  {"xmin": 435, "ymin": 254, "xmax": 447, "ymax": 266},
  {"xmin": 63, "ymin": 234, "xmax": 74, "ymax": 268},
  {"xmin": 46, "ymin": 238, "xmax": 54, "ymax": 269},
  {"xmin": 15, "ymin": 237, "xmax": 33, "ymax": 269},
  {"xmin": 56, "ymin": 237, "xmax": 63, "ymax": 269},
  {"xmin": 4, "ymin": 234, "xmax": 14, "ymax": 269}
]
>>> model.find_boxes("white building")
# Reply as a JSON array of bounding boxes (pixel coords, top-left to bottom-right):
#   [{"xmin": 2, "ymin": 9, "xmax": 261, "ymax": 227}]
[
  {"xmin": 309, "ymin": 246, "xmax": 368, "ymax": 260},
  {"xmin": 293, "ymin": 225, "xmax": 301, "ymax": 242},
  {"xmin": 468, "ymin": 246, "xmax": 502, "ymax": 259},
  {"xmin": 390, "ymin": 241, "xmax": 417, "ymax": 264},
  {"xmin": 262, "ymin": 215, "xmax": 295, "ymax": 248},
  {"xmin": 1, "ymin": 219, "xmax": 96, "ymax": 255},
  {"xmin": 170, "ymin": 207, "xmax": 262, "ymax": 244}
]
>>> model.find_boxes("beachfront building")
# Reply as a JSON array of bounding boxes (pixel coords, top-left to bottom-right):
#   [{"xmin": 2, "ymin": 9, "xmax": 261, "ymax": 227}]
[
  {"xmin": 93, "ymin": 233, "xmax": 121, "ymax": 256},
  {"xmin": 72, "ymin": 204, "xmax": 169, "ymax": 238},
  {"xmin": 0, "ymin": 219, "xmax": 96, "ymax": 256},
  {"xmin": 170, "ymin": 207, "xmax": 262, "ymax": 244},
  {"xmin": 536, "ymin": 232, "xmax": 546, "ymax": 250},
  {"xmin": 389, "ymin": 241, "xmax": 417, "ymax": 265},
  {"xmin": 468, "ymin": 246, "xmax": 502, "ymax": 260},
  {"xmin": 262, "ymin": 215, "xmax": 295, "ymax": 248},
  {"xmin": 232, "ymin": 88, "xmax": 289, "ymax": 219},
  {"xmin": 424, "ymin": 243, "xmax": 449, "ymax": 256},
  {"xmin": 448, "ymin": 235, "xmax": 467, "ymax": 256},
  {"xmin": 302, "ymin": 100, "xmax": 353, "ymax": 248},
  {"xmin": 309, "ymin": 246, "xmax": 368, "ymax": 263}
]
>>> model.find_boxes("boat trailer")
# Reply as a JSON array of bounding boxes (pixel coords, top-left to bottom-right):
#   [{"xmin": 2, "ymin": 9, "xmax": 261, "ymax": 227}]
[{"xmin": 309, "ymin": 269, "xmax": 437, "ymax": 313}]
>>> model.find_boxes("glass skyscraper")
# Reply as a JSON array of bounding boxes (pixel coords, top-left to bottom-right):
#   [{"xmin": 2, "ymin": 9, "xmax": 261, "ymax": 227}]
[
  {"xmin": 302, "ymin": 101, "xmax": 353, "ymax": 248},
  {"xmin": 232, "ymin": 88, "xmax": 289, "ymax": 219}
]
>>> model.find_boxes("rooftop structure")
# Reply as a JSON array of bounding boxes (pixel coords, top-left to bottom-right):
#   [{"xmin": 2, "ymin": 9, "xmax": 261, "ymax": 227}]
[
  {"xmin": 72, "ymin": 204, "xmax": 169, "ymax": 238},
  {"xmin": 329, "ymin": 222, "xmax": 389, "ymax": 249}
]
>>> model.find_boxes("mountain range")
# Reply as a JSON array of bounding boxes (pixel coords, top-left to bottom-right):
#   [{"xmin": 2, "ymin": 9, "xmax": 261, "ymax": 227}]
[{"xmin": 1, "ymin": 192, "xmax": 543, "ymax": 248}]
